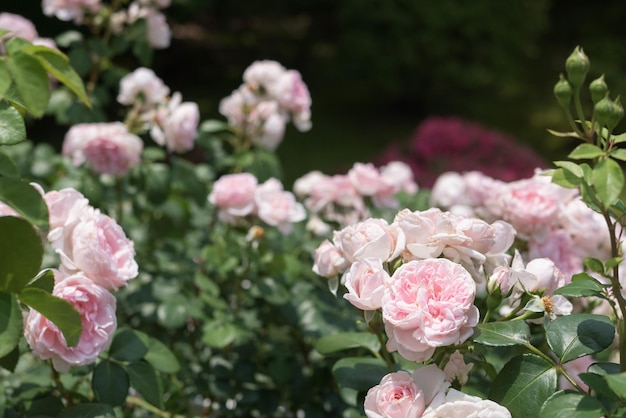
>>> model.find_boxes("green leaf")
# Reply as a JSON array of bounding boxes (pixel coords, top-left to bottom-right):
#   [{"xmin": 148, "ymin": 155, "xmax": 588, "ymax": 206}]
[
  {"xmin": 605, "ymin": 372, "xmax": 626, "ymax": 399},
  {"xmin": 0, "ymin": 101, "xmax": 26, "ymax": 145},
  {"xmin": 27, "ymin": 269, "xmax": 55, "ymax": 293},
  {"xmin": 6, "ymin": 51, "xmax": 50, "ymax": 117},
  {"xmin": 579, "ymin": 371, "xmax": 619, "ymax": 401},
  {"xmin": 582, "ymin": 258, "xmax": 605, "ymax": 276},
  {"xmin": 546, "ymin": 314, "xmax": 614, "ymax": 364},
  {"xmin": 126, "ymin": 361, "xmax": 164, "ymax": 409},
  {"xmin": 554, "ymin": 160, "xmax": 584, "ymax": 178},
  {"xmin": 553, "ymin": 273, "xmax": 607, "ymax": 298},
  {"xmin": 610, "ymin": 148, "xmax": 626, "ymax": 161},
  {"xmin": 473, "ymin": 321, "xmax": 531, "ymax": 347},
  {"xmin": 489, "ymin": 354, "xmax": 557, "ymax": 418},
  {"xmin": 568, "ymin": 143, "xmax": 605, "ymax": 159},
  {"xmin": 0, "ymin": 177, "xmax": 49, "ymax": 230},
  {"xmin": 315, "ymin": 332, "xmax": 381, "ymax": 356},
  {"xmin": 0, "ymin": 291, "xmax": 23, "ymax": 358},
  {"xmin": 551, "ymin": 168, "xmax": 580, "ymax": 189},
  {"xmin": 0, "ymin": 60, "xmax": 12, "ymax": 98},
  {"xmin": 57, "ymin": 403, "xmax": 115, "ymax": 418},
  {"xmin": 109, "ymin": 327, "xmax": 149, "ymax": 362},
  {"xmin": 202, "ymin": 320, "xmax": 238, "ymax": 348},
  {"xmin": 547, "ymin": 129, "xmax": 580, "ymax": 138},
  {"xmin": 0, "ymin": 217, "xmax": 43, "ymax": 293},
  {"xmin": 592, "ymin": 158, "xmax": 624, "ymax": 208},
  {"xmin": 27, "ymin": 46, "xmax": 90, "ymax": 106},
  {"xmin": 539, "ymin": 391, "xmax": 605, "ymax": 418},
  {"xmin": 613, "ymin": 132, "xmax": 626, "ymax": 143},
  {"xmin": 92, "ymin": 359, "xmax": 130, "ymax": 406},
  {"xmin": 199, "ymin": 119, "xmax": 231, "ymax": 133},
  {"xmin": 143, "ymin": 336, "xmax": 180, "ymax": 373},
  {"xmin": 0, "ymin": 150, "xmax": 19, "ymax": 177},
  {"xmin": 0, "ymin": 343, "xmax": 20, "ymax": 372},
  {"xmin": 332, "ymin": 357, "xmax": 388, "ymax": 392},
  {"xmin": 19, "ymin": 287, "xmax": 82, "ymax": 347}
]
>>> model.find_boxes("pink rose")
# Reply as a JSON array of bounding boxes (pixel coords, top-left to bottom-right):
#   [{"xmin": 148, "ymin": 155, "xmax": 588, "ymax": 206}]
[
  {"xmin": 343, "ymin": 257, "xmax": 389, "ymax": 311},
  {"xmin": 145, "ymin": 9, "xmax": 171, "ymax": 49},
  {"xmin": 333, "ymin": 218, "xmax": 405, "ymax": 263},
  {"xmin": 382, "ymin": 259, "xmax": 478, "ymax": 362},
  {"xmin": 347, "ymin": 162, "xmax": 391, "ymax": 197},
  {"xmin": 208, "ymin": 173, "xmax": 258, "ymax": 217},
  {"xmin": 312, "ymin": 239, "xmax": 349, "ymax": 278},
  {"xmin": 243, "ymin": 60, "xmax": 286, "ymax": 91},
  {"xmin": 364, "ymin": 371, "xmax": 426, "ymax": 418},
  {"xmin": 117, "ymin": 67, "xmax": 170, "ymax": 108},
  {"xmin": 528, "ymin": 229, "xmax": 581, "ymax": 280},
  {"xmin": 0, "ymin": 12, "xmax": 38, "ymax": 41},
  {"xmin": 380, "ymin": 161, "xmax": 418, "ymax": 195},
  {"xmin": 268, "ymin": 69, "xmax": 312, "ymax": 131},
  {"xmin": 62, "ymin": 122, "xmax": 143, "ymax": 176},
  {"xmin": 24, "ymin": 272, "xmax": 117, "ymax": 372},
  {"xmin": 254, "ymin": 178, "xmax": 306, "ymax": 234},
  {"xmin": 42, "ymin": 0, "xmax": 101, "ymax": 24},
  {"xmin": 53, "ymin": 207, "xmax": 138, "ymax": 290},
  {"xmin": 151, "ymin": 93, "xmax": 200, "ymax": 153},
  {"xmin": 422, "ymin": 389, "xmax": 511, "ymax": 418},
  {"xmin": 519, "ymin": 257, "xmax": 566, "ymax": 294},
  {"xmin": 43, "ymin": 188, "xmax": 89, "ymax": 231},
  {"xmin": 443, "ymin": 350, "xmax": 473, "ymax": 385}
]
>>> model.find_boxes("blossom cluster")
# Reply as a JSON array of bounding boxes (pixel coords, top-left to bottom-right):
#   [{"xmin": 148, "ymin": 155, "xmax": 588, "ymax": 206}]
[
  {"xmin": 377, "ymin": 116, "xmax": 547, "ymax": 187},
  {"xmin": 430, "ymin": 169, "xmax": 611, "ymax": 280},
  {"xmin": 219, "ymin": 60, "xmax": 312, "ymax": 151},
  {"xmin": 365, "ymin": 364, "xmax": 511, "ymax": 418},
  {"xmin": 42, "ymin": 0, "xmax": 171, "ymax": 49},
  {"xmin": 1, "ymin": 186, "xmax": 138, "ymax": 372},
  {"xmin": 0, "ymin": 12, "xmax": 57, "ymax": 49},
  {"xmin": 293, "ymin": 161, "xmax": 418, "ymax": 232},
  {"xmin": 62, "ymin": 67, "xmax": 200, "ymax": 175},
  {"xmin": 208, "ymin": 172, "xmax": 306, "ymax": 235}
]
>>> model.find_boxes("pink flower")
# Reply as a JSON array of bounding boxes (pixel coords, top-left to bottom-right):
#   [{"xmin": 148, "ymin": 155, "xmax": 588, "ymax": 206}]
[
  {"xmin": 117, "ymin": 67, "xmax": 170, "ymax": 108},
  {"xmin": 528, "ymin": 229, "xmax": 582, "ymax": 280},
  {"xmin": 348, "ymin": 162, "xmax": 391, "ymax": 197},
  {"xmin": 243, "ymin": 60, "xmax": 287, "ymax": 92},
  {"xmin": 150, "ymin": 93, "xmax": 200, "ymax": 153},
  {"xmin": 382, "ymin": 259, "xmax": 478, "ymax": 362},
  {"xmin": 145, "ymin": 8, "xmax": 170, "ymax": 49},
  {"xmin": 42, "ymin": 0, "xmax": 101, "ymax": 24},
  {"xmin": 333, "ymin": 218, "xmax": 405, "ymax": 263},
  {"xmin": 343, "ymin": 258, "xmax": 389, "ymax": 311},
  {"xmin": 208, "ymin": 173, "xmax": 258, "ymax": 217},
  {"xmin": 380, "ymin": 161, "xmax": 418, "ymax": 195},
  {"xmin": 0, "ymin": 13, "xmax": 38, "ymax": 41},
  {"xmin": 443, "ymin": 350, "xmax": 474, "ymax": 385},
  {"xmin": 312, "ymin": 239, "xmax": 349, "ymax": 278},
  {"xmin": 62, "ymin": 122, "xmax": 143, "ymax": 176},
  {"xmin": 268, "ymin": 70, "xmax": 312, "ymax": 131},
  {"xmin": 254, "ymin": 178, "xmax": 306, "ymax": 234},
  {"xmin": 24, "ymin": 271, "xmax": 117, "ymax": 372},
  {"xmin": 52, "ymin": 207, "xmax": 138, "ymax": 290},
  {"xmin": 422, "ymin": 389, "xmax": 511, "ymax": 418},
  {"xmin": 364, "ymin": 371, "xmax": 426, "ymax": 418}
]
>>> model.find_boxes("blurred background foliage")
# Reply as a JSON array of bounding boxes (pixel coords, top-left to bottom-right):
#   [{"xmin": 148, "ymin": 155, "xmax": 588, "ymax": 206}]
[{"xmin": 5, "ymin": 0, "xmax": 626, "ymax": 186}]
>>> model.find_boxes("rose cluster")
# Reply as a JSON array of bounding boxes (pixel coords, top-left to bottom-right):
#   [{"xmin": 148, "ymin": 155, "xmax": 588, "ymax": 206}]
[
  {"xmin": 365, "ymin": 364, "xmax": 511, "ymax": 418},
  {"xmin": 0, "ymin": 12, "xmax": 57, "ymax": 49},
  {"xmin": 313, "ymin": 207, "xmax": 516, "ymax": 361},
  {"xmin": 430, "ymin": 169, "xmax": 611, "ymax": 280},
  {"xmin": 219, "ymin": 60, "xmax": 312, "ymax": 151},
  {"xmin": 62, "ymin": 67, "xmax": 200, "ymax": 176},
  {"xmin": 42, "ymin": 0, "xmax": 171, "ymax": 49},
  {"xmin": 376, "ymin": 116, "xmax": 547, "ymax": 188},
  {"xmin": 294, "ymin": 161, "xmax": 418, "ymax": 232},
  {"xmin": 14, "ymin": 186, "xmax": 138, "ymax": 372},
  {"xmin": 208, "ymin": 172, "xmax": 306, "ymax": 235}
]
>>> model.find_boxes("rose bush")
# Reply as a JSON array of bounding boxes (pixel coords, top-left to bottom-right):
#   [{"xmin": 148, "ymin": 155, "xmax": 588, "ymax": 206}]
[{"xmin": 1, "ymin": 4, "xmax": 626, "ymax": 418}]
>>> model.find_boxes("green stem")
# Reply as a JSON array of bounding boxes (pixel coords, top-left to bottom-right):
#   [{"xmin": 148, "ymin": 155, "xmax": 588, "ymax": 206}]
[
  {"xmin": 125, "ymin": 395, "xmax": 186, "ymax": 418},
  {"xmin": 573, "ymin": 87, "xmax": 592, "ymax": 139},
  {"xmin": 49, "ymin": 361, "xmax": 73, "ymax": 406}
]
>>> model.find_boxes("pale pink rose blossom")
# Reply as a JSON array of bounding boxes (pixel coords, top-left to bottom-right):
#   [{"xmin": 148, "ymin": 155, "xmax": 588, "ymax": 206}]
[
  {"xmin": 43, "ymin": 188, "xmax": 90, "ymax": 244},
  {"xmin": 53, "ymin": 207, "xmax": 139, "ymax": 290},
  {"xmin": 247, "ymin": 101, "xmax": 287, "ymax": 150},
  {"xmin": 0, "ymin": 13, "xmax": 38, "ymax": 41},
  {"xmin": 520, "ymin": 257, "xmax": 567, "ymax": 294},
  {"xmin": 528, "ymin": 229, "xmax": 581, "ymax": 280},
  {"xmin": 312, "ymin": 239, "xmax": 349, "ymax": 278},
  {"xmin": 363, "ymin": 371, "xmax": 426, "ymax": 418},
  {"xmin": 333, "ymin": 218, "xmax": 405, "ymax": 263},
  {"xmin": 560, "ymin": 355, "xmax": 593, "ymax": 391},
  {"xmin": 62, "ymin": 122, "xmax": 143, "ymax": 176},
  {"xmin": 0, "ymin": 201, "xmax": 19, "ymax": 217},
  {"xmin": 42, "ymin": 0, "xmax": 101, "ymax": 24},
  {"xmin": 380, "ymin": 161, "xmax": 418, "ymax": 195},
  {"xmin": 343, "ymin": 258, "xmax": 389, "ymax": 311},
  {"xmin": 422, "ymin": 389, "xmax": 511, "ymax": 418},
  {"xmin": 293, "ymin": 170, "xmax": 326, "ymax": 197},
  {"xmin": 383, "ymin": 258, "xmax": 478, "ymax": 362},
  {"xmin": 560, "ymin": 198, "xmax": 611, "ymax": 260},
  {"xmin": 208, "ymin": 173, "xmax": 258, "ymax": 217},
  {"xmin": 218, "ymin": 88, "xmax": 247, "ymax": 127},
  {"xmin": 268, "ymin": 70, "xmax": 312, "ymax": 131},
  {"xmin": 430, "ymin": 172, "xmax": 470, "ymax": 210},
  {"xmin": 243, "ymin": 60, "xmax": 287, "ymax": 92},
  {"xmin": 309, "ymin": 174, "xmax": 361, "ymax": 211},
  {"xmin": 443, "ymin": 350, "xmax": 474, "ymax": 385},
  {"xmin": 24, "ymin": 271, "xmax": 117, "ymax": 372},
  {"xmin": 150, "ymin": 92, "xmax": 199, "ymax": 153},
  {"xmin": 254, "ymin": 178, "xmax": 306, "ymax": 234},
  {"xmin": 144, "ymin": 8, "xmax": 170, "ymax": 49},
  {"xmin": 347, "ymin": 162, "xmax": 391, "ymax": 197},
  {"xmin": 305, "ymin": 216, "xmax": 331, "ymax": 237},
  {"xmin": 117, "ymin": 67, "xmax": 170, "ymax": 108}
]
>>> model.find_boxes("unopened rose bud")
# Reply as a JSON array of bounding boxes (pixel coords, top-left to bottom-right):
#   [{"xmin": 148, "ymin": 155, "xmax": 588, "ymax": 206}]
[
  {"xmin": 595, "ymin": 93, "xmax": 623, "ymax": 131},
  {"xmin": 589, "ymin": 74, "xmax": 608, "ymax": 104},
  {"xmin": 554, "ymin": 74, "xmax": 573, "ymax": 109},
  {"xmin": 565, "ymin": 46, "xmax": 590, "ymax": 89}
]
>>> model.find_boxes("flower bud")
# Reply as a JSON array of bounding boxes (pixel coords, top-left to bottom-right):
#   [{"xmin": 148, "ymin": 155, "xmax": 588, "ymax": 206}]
[
  {"xmin": 553, "ymin": 74, "xmax": 573, "ymax": 109},
  {"xmin": 595, "ymin": 93, "xmax": 624, "ymax": 131},
  {"xmin": 589, "ymin": 74, "xmax": 608, "ymax": 104},
  {"xmin": 565, "ymin": 46, "xmax": 590, "ymax": 89}
]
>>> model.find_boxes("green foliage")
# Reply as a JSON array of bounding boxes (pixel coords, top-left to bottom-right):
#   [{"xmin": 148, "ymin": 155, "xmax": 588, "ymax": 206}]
[{"xmin": 546, "ymin": 314, "xmax": 615, "ymax": 364}]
